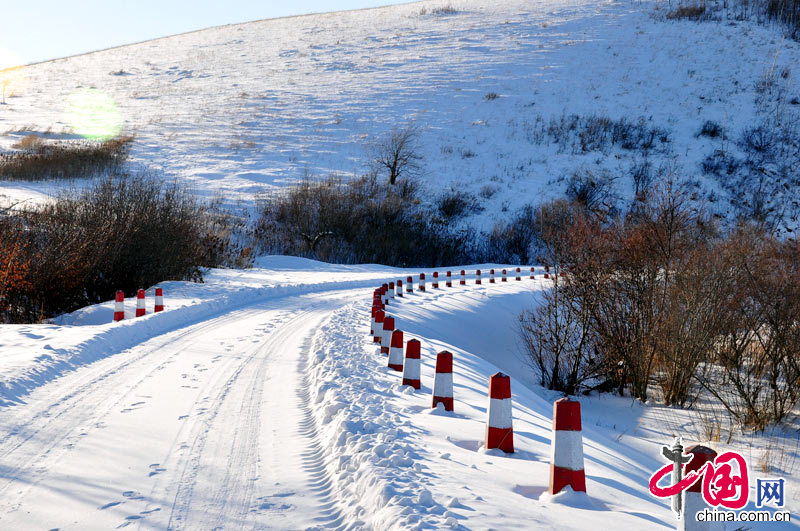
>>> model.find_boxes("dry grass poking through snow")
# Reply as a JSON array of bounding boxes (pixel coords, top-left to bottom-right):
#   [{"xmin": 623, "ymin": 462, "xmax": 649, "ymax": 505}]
[{"xmin": 0, "ymin": 135, "xmax": 133, "ymax": 181}]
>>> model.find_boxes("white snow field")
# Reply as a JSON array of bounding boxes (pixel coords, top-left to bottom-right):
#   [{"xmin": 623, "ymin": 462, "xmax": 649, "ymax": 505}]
[
  {"xmin": 2, "ymin": 0, "xmax": 799, "ymax": 225},
  {"xmin": 0, "ymin": 258, "xmax": 797, "ymax": 529}
]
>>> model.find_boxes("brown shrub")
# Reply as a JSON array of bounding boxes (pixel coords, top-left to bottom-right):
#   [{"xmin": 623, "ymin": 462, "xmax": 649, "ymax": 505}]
[
  {"xmin": 666, "ymin": 4, "xmax": 707, "ymax": 19},
  {"xmin": 0, "ymin": 174, "xmax": 240, "ymax": 323},
  {"xmin": 0, "ymin": 136, "xmax": 133, "ymax": 181}
]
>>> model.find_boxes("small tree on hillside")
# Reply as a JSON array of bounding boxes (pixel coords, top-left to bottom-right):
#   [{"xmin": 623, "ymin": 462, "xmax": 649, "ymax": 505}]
[{"xmin": 370, "ymin": 123, "xmax": 422, "ymax": 185}]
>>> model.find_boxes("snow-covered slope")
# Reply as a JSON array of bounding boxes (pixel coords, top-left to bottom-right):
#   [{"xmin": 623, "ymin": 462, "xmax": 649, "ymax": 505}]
[{"xmin": 2, "ymin": 0, "xmax": 798, "ymax": 227}]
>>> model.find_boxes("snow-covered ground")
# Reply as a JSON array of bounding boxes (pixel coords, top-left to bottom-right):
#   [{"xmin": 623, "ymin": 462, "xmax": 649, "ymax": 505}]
[
  {"xmin": 2, "ymin": 0, "xmax": 799, "ymax": 227},
  {"xmin": 0, "ymin": 258, "xmax": 796, "ymax": 528}
]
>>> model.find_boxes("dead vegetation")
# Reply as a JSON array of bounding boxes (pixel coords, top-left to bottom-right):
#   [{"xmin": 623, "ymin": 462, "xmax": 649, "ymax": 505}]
[
  {"xmin": 0, "ymin": 136, "xmax": 134, "ymax": 181},
  {"xmin": 518, "ymin": 178, "xmax": 800, "ymax": 430}
]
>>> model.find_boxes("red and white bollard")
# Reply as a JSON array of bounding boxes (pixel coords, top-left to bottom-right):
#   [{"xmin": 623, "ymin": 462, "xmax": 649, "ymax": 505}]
[
  {"xmin": 432, "ymin": 272, "xmax": 439, "ymax": 289},
  {"xmin": 544, "ymin": 265, "xmax": 550, "ymax": 279},
  {"xmin": 419, "ymin": 273, "xmax": 426, "ymax": 292},
  {"xmin": 490, "ymin": 269, "xmax": 496, "ymax": 283},
  {"xmin": 549, "ymin": 398, "xmax": 586, "ymax": 494},
  {"xmin": 382, "ymin": 285, "xmax": 390, "ymax": 305},
  {"xmin": 432, "ymin": 351, "xmax": 454, "ymax": 411},
  {"xmin": 154, "ymin": 288, "xmax": 164, "ymax": 312},
  {"xmin": 373, "ymin": 310, "xmax": 385, "ymax": 343},
  {"xmin": 475, "ymin": 269, "xmax": 482, "ymax": 285},
  {"xmin": 515, "ymin": 267, "xmax": 521, "ymax": 281},
  {"xmin": 486, "ymin": 372, "xmax": 514, "ymax": 453},
  {"xmin": 530, "ymin": 267, "xmax": 535, "ymax": 280},
  {"xmin": 460, "ymin": 270, "xmax": 466, "ymax": 286},
  {"xmin": 388, "ymin": 282, "xmax": 395, "ymax": 300},
  {"xmin": 388, "ymin": 329, "xmax": 404, "ymax": 371},
  {"xmin": 381, "ymin": 316, "xmax": 395, "ymax": 354},
  {"xmin": 114, "ymin": 290, "xmax": 125, "ymax": 322},
  {"xmin": 370, "ymin": 305, "xmax": 381, "ymax": 336},
  {"xmin": 502, "ymin": 269, "xmax": 507, "ymax": 282},
  {"xmin": 136, "ymin": 289, "xmax": 146, "ymax": 317},
  {"xmin": 396, "ymin": 280, "xmax": 403, "ymax": 298},
  {"xmin": 446, "ymin": 271, "xmax": 452, "ymax": 287},
  {"xmin": 680, "ymin": 446, "xmax": 720, "ymax": 531},
  {"xmin": 402, "ymin": 339, "xmax": 421, "ymax": 388},
  {"xmin": 406, "ymin": 276, "xmax": 413, "ymax": 293}
]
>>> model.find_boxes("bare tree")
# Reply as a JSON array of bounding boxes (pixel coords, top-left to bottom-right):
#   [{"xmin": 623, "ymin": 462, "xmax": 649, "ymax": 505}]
[{"xmin": 370, "ymin": 123, "xmax": 422, "ymax": 185}]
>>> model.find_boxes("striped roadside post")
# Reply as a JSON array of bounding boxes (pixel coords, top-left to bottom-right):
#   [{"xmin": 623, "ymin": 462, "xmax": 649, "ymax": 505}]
[
  {"xmin": 380, "ymin": 316, "xmax": 395, "ymax": 354},
  {"xmin": 432, "ymin": 351, "xmax": 454, "ymax": 411},
  {"xmin": 114, "ymin": 290, "xmax": 125, "ymax": 322},
  {"xmin": 401, "ymin": 339, "xmax": 421, "ymax": 388},
  {"xmin": 549, "ymin": 398, "xmax": 586, "ymax": 494},
  {"xmin": 135, "ymin": 289, "xmax": 146, "ymax": 317},
  {"xmin": 388, "ymin": 329, "xmax": 404, "ymax": 371},
  {"xmin": 485, "ymin": 372, "xmax": 514, "ymax": 453}
]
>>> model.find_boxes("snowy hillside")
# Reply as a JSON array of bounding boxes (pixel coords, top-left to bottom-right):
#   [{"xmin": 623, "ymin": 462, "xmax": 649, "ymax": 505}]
[{"xmin": 2, "ymin": 0, "xmax": 799, "ymax": 228}]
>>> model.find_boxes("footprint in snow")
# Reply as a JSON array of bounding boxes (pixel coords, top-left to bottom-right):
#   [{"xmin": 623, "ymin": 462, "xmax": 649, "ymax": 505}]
[
  {"xmin": 99, "ymin": 501, "xmax": 122, "ymax": 510},
  {"xmin": 122, "ymin": 490, "xmax": 144, "ymax": 500},
  {"xmin": 148, "ymin": 464, "xmax": 166, "ymax": 477},
  {"xmin": 251, "ymin": 495, "xmax": 294, "ymax": 513},
  {"xmin": 116, "ymin": 515, "xmax": 143, "ymax": 528}
]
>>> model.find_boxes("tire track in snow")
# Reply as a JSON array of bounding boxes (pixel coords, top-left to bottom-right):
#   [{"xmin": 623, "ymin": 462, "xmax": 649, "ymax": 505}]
[
  {"xmin": 164, "ymin": 312, "xmax": 294, "ymax": 529},
  {"xmin": 296, "ymin": 330, "xmax": 347, "ymax": 530},
  {"xmin": 165, "ymin": 295, "xmax": 359, "ymax": 529},
  {"xmin": 0, "ymin": 309, "xmax": 251, "ymax": 518}
]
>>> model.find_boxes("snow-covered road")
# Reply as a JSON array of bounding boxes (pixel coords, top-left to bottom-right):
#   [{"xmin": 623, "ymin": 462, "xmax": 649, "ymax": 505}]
[
  {"xmin": 0, "ymin": 290, "xmax": 353, "ymax": 529},
  {"xmin": 1, "ymin": 260, "xmax": 796, "ymax": 529}
]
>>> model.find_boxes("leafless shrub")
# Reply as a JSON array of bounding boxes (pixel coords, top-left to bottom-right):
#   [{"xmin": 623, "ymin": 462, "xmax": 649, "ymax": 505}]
[
  {"xmin": 698, "ymin": 120, "xmax": 723, "ymax": 138},
  {"xmin": 479, "ymin": 183, "xmax": 499, "ymax": 199},
  {"xmin": 482, "ymin": 204, "xmax": 542, "ymax": 265},
  {"xmin": 565, "ymin": 169, "xmax": 618, "ymax": 217},
  {"xmin": 420, "ymin": 5, "xmax": 458, "ymax": 15},
  {"xmin": 631, "ymin": 159, "xmax": 653, "ymax": 198},
  {"xmin": 666, "ymin": 4, "xmax": 707, "ymax": 20},
  {"xmin": 436, "ymin": 189, "xmax": 482, "ymax": 220},
  {"xmin": 253, "ymin": 174, "xmax": 471, "ymax": 266},
  {"xmin": 518, "ymin": 208, "xmax": 607, "ymax": 395},
  {"xmin": 368, "ymin": 123, "xmax": 422, "ymax": 185},
  {"xmin": 0, "ymin": 174, "xmax": 238, "ymax": 323},
  {"xmin": 695, "ymin": 228, "xmax": 800, "ymax": 430}
]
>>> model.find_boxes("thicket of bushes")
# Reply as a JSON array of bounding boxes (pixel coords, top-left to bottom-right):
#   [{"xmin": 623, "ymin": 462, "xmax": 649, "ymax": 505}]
[
  {"xmin": 0, "ymin": 174, "xmax": 240, "ymax": 323},
  {"xmin": 0, "ymin": 136, "xmax": 133, "ymax": 181},
  {"xmin": 517, "ymin": 180, "xmax": 800, "ymax": 430},
  {"xmin": 252, "ymin": 175, "xmax": 473, "ymax": 267}
]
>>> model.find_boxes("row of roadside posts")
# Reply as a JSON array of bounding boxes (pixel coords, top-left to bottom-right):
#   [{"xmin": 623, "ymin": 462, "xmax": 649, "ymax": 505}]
[
  {"xmin": 369, "ymin": 267, "xmax": 587, "ymax": 499},
  {"xmin": 370, "ymin": 268, "xmax": 720, "ymax": 530}
]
